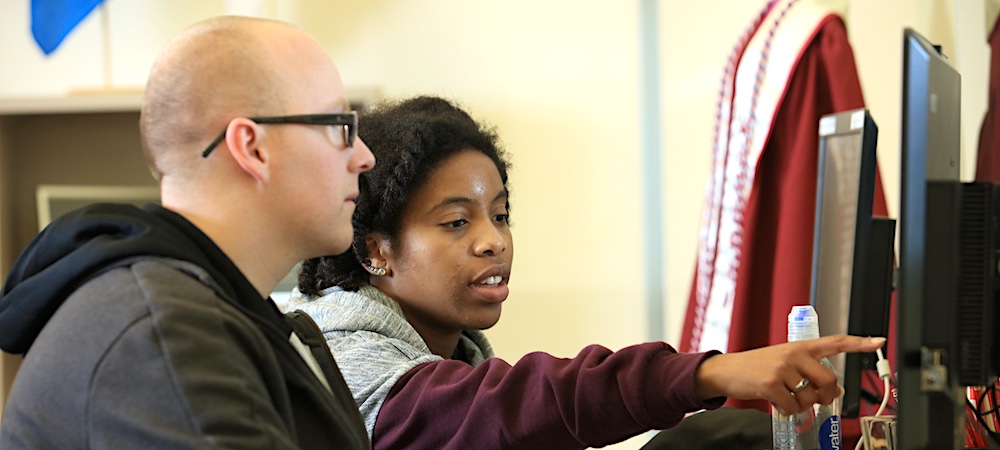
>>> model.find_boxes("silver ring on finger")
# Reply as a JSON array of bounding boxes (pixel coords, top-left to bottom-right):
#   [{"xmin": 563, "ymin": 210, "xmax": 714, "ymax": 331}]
[{"xmin": 791, "ymin": 378, "xmax": 810, "ymax": 394}]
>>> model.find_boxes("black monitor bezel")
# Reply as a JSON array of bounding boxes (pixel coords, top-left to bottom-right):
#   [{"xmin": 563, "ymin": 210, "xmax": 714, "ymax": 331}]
[{"xmin": 897, "ymin": 27, "xmax": 965, "ymax": 450}]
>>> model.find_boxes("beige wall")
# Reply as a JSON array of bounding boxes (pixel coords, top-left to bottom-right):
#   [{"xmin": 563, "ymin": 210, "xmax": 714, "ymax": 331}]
[{"xmin": 0, "ymin": 1, "xmax": 992, "ymax": 448}]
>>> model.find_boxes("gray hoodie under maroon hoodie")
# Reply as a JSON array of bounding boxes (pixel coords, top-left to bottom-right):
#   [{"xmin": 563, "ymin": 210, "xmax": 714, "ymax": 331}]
[{"xmin": 290, "ymin": 284, "xmax": 725, "ymax": 450}]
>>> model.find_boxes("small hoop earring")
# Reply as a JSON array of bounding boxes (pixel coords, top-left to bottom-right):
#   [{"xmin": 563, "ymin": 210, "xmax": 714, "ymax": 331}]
[{"xmin": 365, "ymin": 264, "xmax": 387, "ymax": 277}]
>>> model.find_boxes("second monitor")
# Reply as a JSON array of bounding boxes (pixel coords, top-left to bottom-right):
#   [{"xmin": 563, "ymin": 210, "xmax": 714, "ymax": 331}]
[{"xmin": 810, "ymin": 107, "xmax": 895, "ymax": 419}]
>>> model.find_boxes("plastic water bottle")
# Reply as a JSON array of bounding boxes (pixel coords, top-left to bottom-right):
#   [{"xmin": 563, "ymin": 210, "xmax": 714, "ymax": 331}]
[{"xmin": 772, "ymin": 305, "xmax": 842, "ymax": 450}]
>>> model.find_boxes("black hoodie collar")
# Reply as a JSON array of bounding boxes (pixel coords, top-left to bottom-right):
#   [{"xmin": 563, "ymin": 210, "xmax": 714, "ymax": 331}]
[{"xmin": 0, "ymin": 203, "xmax": 289, "ymax": 354}]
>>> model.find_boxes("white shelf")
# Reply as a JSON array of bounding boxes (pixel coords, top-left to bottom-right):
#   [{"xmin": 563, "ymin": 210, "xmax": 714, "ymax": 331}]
[
  {"xmin": 0, "ymin": 92, "xmax": 142, "ymax": 115},
  {"xmin": 0, "ymin": 85, "xmax": 382, "ymax": 116}
]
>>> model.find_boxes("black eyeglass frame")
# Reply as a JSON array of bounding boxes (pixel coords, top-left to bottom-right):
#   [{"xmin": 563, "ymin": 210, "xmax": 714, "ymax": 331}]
[{"xmin": 200, "ymin": 112, "xmax": 358, "ymax": 157}]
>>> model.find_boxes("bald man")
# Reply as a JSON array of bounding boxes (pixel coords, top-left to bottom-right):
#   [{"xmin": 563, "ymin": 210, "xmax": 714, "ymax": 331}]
[{"xmin": 0, "ymin": 16, "xmax": 374, "ymax": 449}]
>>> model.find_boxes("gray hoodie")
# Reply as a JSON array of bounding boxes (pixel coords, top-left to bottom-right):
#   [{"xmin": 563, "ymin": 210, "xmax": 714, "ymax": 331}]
[{"xmin": 289, "ymin": 284, "xmax": 494, "ymax": 438}]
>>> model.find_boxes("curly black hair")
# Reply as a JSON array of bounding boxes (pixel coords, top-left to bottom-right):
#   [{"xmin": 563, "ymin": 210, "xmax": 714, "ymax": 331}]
[{"xmin": 297, "ymin": 96, "xmax": 511, "ymax": 296}]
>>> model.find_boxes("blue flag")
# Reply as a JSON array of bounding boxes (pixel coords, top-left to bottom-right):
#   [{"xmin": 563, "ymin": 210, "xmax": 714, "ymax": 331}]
[{"xmin": 31, "ymin": 0, "xmax": 105, "ymax": 55}]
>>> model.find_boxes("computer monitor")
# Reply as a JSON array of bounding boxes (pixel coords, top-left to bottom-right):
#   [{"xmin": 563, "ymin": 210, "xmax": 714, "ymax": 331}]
[
  {"xmin": 809, "ymin": 108, "xmax": 894, "ymax": 419},
  {"xmin": 896, "ymin": 27, "xmax": 965, "ymax": 450}
]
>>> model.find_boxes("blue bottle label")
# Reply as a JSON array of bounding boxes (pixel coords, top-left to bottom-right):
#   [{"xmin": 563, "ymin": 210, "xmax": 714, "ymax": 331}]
[{"xmin": 818, "ymin": 415, "xmax": 841, "ymax": 450}]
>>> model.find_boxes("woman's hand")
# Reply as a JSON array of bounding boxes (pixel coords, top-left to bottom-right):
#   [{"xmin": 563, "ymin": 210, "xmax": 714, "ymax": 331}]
[{"xmin": 694, "ymin": 335, "xmax": 886, "ymax": 415}]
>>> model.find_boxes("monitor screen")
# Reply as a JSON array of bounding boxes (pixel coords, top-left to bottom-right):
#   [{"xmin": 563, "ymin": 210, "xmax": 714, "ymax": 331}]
[
  {"xmin": 810, "ymin": 108, "xmax": 889, "ymax": 419},
  {"xmin": 812, "ymin": 111, "xmax": 871, "ymax": 343}
]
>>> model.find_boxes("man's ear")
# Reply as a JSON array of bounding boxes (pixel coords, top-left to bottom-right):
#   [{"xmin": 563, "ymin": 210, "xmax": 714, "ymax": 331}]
[{"xmin": 224, "ymin": 117, "xmax": 270, "ymax": 183}]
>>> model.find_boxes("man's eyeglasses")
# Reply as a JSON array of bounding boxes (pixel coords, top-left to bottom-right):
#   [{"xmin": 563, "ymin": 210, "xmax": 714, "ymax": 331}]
[{"xmin": 201, "ymin": 112, "xmax": 358, "ymax": 157}]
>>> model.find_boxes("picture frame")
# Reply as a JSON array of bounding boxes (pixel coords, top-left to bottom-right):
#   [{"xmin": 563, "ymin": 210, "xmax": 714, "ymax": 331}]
[{"xmin": 35, "ymin": 184, "xmax": 160, "ymax": 231}]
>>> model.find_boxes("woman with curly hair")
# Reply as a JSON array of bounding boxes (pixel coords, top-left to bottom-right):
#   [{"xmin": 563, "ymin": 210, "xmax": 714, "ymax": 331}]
[{"xmin": 289, "ymin": 95, "xmax": 884, "ymax": 449}]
